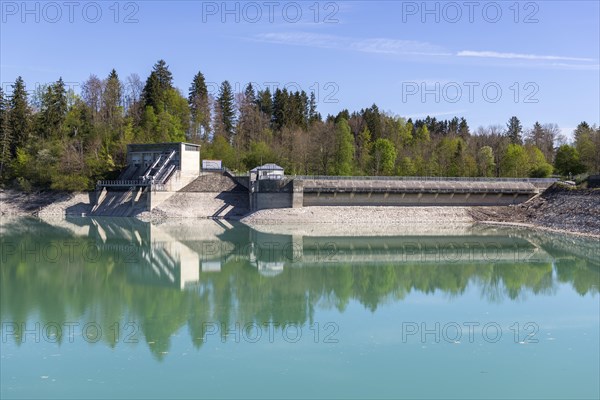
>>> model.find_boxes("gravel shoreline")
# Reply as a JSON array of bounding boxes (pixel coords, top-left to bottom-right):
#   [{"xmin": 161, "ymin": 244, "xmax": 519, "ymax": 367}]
[
  {"xmin": 469, "ymin": 184, "xmax": 600, "ymax": 238},
  {"xmin": 2, "ymin": 184, "xmax": 598, "ymax": 238}
]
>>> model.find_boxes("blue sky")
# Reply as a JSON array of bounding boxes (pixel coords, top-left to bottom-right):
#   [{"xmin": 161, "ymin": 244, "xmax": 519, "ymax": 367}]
[{"xmin": 1, "ymin": 1, "xmax": 599, "ymax": 137}]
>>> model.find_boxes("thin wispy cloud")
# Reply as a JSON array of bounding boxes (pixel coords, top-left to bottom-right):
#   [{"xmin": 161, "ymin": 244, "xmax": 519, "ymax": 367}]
[
  {"xmin": 252, "ymin": 32, "xmax": 343, "ymax": 49},
  {"xmin": 251, "ymin": 33, "xmax": 596, "ymax": 69},
  {"xmin": 457, "ymin": 50, "xmax": 594, "ymax": 62},
  {"xmin": 351, "ymin": 38, "xmax": 451, "ymax": 56},
  {"xmin": 251, "ymin": 33, "xmax": 448, "ymax": 56}
]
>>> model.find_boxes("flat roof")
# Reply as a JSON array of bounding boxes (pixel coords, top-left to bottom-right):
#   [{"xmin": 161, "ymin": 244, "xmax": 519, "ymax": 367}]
[
  {"xmin": 251, "ymin": 163, "xmax": 284, "ymax": 172},
  {"xmin": 127, "ymin": 142, "xmax": 200, "ymax": 148},
  {"xmin": 127, "ymin": 142, "xmax": 201, "ymax": 154}
]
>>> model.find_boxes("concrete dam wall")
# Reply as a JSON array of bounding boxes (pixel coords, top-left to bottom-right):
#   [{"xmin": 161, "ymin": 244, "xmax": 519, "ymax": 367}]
[
  {"xmin": 251, "ymin": 178, "xmax": 557, "ymax": 210},
  {"xmin": 300, "ymin": 179, "xmax": 541, "ymax": 207}
]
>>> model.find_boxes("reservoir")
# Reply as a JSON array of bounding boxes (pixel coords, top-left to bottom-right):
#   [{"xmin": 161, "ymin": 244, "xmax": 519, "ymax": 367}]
[{"xmin": 1, "ymin": 217, "xmax": 598, "ymax": 399}]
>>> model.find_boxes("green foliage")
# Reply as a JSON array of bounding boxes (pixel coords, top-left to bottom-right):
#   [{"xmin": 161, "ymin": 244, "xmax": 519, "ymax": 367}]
[
  {"xmin": 206, "ymin": 135, "xmax": 236, "ymax": 169},
  {"xmin": 500, "ymin": 144, "xmax": 529, "ymax": 177},
  {"xmin": 526, "ymin": 145, "xmax": 553, "ymax": 178},
  {"xmin": 50, "ymin": 174, "xmax": 91, "ymax": 191},
  {"xmin": 216, "ymin": 81, "xmax": 236, "ymax": 139},
  {"xmin": 2, "ymin": 65, "xmax": 597, "ymax": 191},
  {"xmin": 243, "ymin": 141, "xmax": 277, "ymax": 170},
  {"xmin": 574, "ymin": 122, "xmax": 600, "ymax": 173},
  {"xmin": 554, "ymin": 145, "xmax": 586, "ymax": 176},
  {"xmin": 143, "ymin": 60, "xmax": 174, "ymax": 112},
  {"xmin": 397, "ymin": 156, "xmax": 416, "ymax": 176},
  {"xmin": 371, "ymin": 138, "xmax": 396, "ymax": 175},
  {"xmin": 188, "ymin": 71, "xmax": 210, "ymax": 140},
  {"xmin": 333, "ymin": 118, "xmax": 354, "ymax": 175},
  {"xmin": 8, "ymin": 77, "xmax": 31, "ymax": 153},
  {"xmin": 0, "ymin": 88, "xmax": 12, "ymax": 179},
  {"xmin": 477, "ymin": 146, "xmax": 496, "ymax": 177},
  {"xmin": 506, "ymin": 116, "xmax": 523, "ymax": 145}
]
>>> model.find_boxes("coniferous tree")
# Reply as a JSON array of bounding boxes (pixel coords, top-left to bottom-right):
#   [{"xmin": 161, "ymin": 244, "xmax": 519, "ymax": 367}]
[
  {"xmin": 216, "ymin": 80, "xmax": 236, "ymax": 140},
  {"xmin": 39, "ymin": 78, "xmax": 68, "ymax": 139},
  {"xmin": 0, "ymin": 88, "xmax": 13, "ymax": 178},
  {"xmin": 308, "ymin": 92, "xmax": 320, "ymax": 125},
  {"xmin": 236, "ymin": 83, "xmax": 260, "ymax": 151},
  {"xmin": 102, "ymin": 69, "xmax": 123, "ymax": 128},
  {"xmin": 272, "ymin": 88, "xmax": 287, "ymax": 131},
  {"xmin": 362, "ymin": 104, "xmax": 382, "ymax": 140},
  {"xmin": 142, "ymin": 60, "xmax": 173, "ymax": 112},
  {"xmin": 256, "ymin": 88, "xmax": 273, "ymax": 119},
  {"xmin": 8, "ymin": 77, "xmax": 31, "ymax": 154},
  {"xmin": 188, "ymin": 71, "xmax": 211, "ymax": 140},
  {"xmin": 506, "ymin": 116, "xmax": 523, "ymax": 144},
  {"xmin": 458, "ymin": 117, "xmax": 470, "ymax": 137}
]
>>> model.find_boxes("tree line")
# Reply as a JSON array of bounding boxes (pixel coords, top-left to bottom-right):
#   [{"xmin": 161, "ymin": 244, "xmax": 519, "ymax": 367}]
[{"xmin": 0, "ymin": 59, "xmax": 598, "ymax": 191}]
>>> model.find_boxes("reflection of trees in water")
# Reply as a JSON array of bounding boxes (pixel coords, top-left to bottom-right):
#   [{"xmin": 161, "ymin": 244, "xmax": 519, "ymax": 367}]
[
  {"xmin": 478, "ymin": 263, "xmax": 556, "ymax": 303},
  {"xmin": 1, "ymin": 218, "xmax": 598, "ymax": 361}
]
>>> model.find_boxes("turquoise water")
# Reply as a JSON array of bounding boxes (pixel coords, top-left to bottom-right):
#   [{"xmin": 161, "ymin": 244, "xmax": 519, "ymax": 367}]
[{"xmin": 1, "ymin": 217, "xmax": 598, "ymax": 399}]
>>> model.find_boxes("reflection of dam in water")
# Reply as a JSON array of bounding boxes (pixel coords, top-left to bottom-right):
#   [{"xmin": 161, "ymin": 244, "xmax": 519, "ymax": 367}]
[{"xmin": 58, "ymin": 217, "xmax": 599, "ymax": 290}]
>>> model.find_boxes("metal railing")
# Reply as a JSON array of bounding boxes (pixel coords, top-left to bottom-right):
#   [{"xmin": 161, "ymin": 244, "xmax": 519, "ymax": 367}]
[
  {"xmin": 293, "ymin": 175, "xmax": 559, "ymax": 183},
  {"xmin": 97, "ymin": 179, "xmax": 149, "ymax": 187}
]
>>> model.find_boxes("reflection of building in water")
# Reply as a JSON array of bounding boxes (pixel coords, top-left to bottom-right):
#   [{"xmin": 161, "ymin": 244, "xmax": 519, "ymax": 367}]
[
  {"xmin": 257, "ymin": 261, "xmax": 285, "ymax": 277},
  {"xmin": 81, "ymin": 218, "xmax": 207, "ymax": 290},
  {"xmin": 201, "ymin": 261, "xmax": 221, "ymax": 273},
  {"xmin": 64, "ymin": 217, "xmax": 597, "ymax": 292}
]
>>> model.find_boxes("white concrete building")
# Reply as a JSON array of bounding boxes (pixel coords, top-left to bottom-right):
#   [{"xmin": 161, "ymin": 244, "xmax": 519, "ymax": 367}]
[
  {"xmin": 127, "ymin": 142, "xmax": 200, "ymax": 175},
  {"xmin": 250, "ymin": 163, "xmax": 285, "ymax": 180}
]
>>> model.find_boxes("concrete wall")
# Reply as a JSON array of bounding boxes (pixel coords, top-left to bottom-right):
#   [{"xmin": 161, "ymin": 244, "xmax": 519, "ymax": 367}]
[
  {"xmin": 149, "ymin": 191, "xmax": 176, "ymax": 210},
  {"xmin": 125, "ymin": 143, "xmax": 200, "ymax": 174},
  {"xmin": 250, "ymin": 178, "xmax": 296, "ymax": 210},
  {"xmin": 292, "ymin": 180, "xmax": 304, "ymax": 208},
  {"xmin": 179, "ymin": 143, "xmax": 200, "ymax": 174},
  {"xmin": 303, "ymin": 192, "xmax": 532, "ymax": 206},
  {"xmin": 252, "ymin": 192, "xmax": 293, "ymax": 210}
]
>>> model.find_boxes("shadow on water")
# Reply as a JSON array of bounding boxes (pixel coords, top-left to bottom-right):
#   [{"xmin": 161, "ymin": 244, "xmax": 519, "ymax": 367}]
[{"xmin": 1, "ymin": 216, "xmax": 598, "ymax": 360}]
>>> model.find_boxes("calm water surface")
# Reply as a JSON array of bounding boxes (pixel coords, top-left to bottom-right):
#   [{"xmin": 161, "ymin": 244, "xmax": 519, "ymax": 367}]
[{"xmin": 1, "ymin": 217, "xmax": 598, "ymax": 399}]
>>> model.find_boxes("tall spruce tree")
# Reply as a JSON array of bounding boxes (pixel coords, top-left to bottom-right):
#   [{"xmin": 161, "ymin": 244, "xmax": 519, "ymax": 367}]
[
  {"xmin": 9, "ymin": 77, "xmax": 31, "ymax": 154},
  {"xmin": 272, "ymin": 88, "xmax": 287, "ymax": 131},
  {"xmin": 506, "ymin": 116, "xmax": 523, "ymax": 144},
  {"xmin": 216, "ymin": 80, "xmax": 235, "ymax": 139},
  {"xmin": 256, "ymin": 88, "xmax": 273, "ymax": 119},
  {"xmin": 0, "ymin": 88, "xmax": 12, "ymax": 178},
  {"xmin": 102, "ymin": 69, "xmax": 123, "ymax": 128},
  {"xmin": 39, "ymin": 78, "xmax": 67, "ymax": 139},
  {"xmin": 188, "ymin": 71, "xmax": 210, "ymax": 139},
  {"xmin": 142, "ymin": 60, "xmax": 173, "ymax": 112},
  {"xmin": 308, "ymin": 91, "xmax": 319, "ymax": 124}
]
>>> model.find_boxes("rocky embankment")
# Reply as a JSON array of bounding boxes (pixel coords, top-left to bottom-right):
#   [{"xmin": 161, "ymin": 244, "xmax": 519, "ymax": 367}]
[
  {"xmin": 0, "ymin": 190, "xmax": 92, "ymax": 217},
  {"xmin": 2, "ymin": 182, "xmax": 599, "ymax": 238},
  {"xmin": 470, "ymin": 184, "xmax": 600, "ymax": 237},
  {"xmin": 136, "ymin": 174, "xmax": 249, "ymax": 221}
]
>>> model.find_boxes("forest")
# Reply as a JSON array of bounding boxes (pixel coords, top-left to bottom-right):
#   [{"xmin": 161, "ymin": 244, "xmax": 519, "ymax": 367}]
[{"xmin": 0, "ymin": 59, "xmax": 598, "ymax": 191}]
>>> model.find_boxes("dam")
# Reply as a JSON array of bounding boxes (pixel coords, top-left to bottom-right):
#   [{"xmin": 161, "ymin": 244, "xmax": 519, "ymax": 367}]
[
  {"xmin": 250, "ymin": 175, "xmax": 557, "ymax": 210},
  {"xmin": 90, "ymin": 142, "xmax": 558, "ymax": 217}
]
